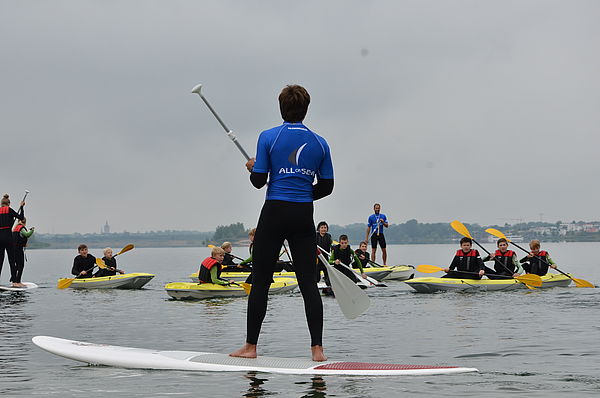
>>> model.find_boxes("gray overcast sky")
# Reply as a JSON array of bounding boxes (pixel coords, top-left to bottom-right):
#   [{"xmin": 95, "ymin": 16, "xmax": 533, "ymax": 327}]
[{"xmin": 1, "ymin": 0, "xmax": 599, "ymax": 233}]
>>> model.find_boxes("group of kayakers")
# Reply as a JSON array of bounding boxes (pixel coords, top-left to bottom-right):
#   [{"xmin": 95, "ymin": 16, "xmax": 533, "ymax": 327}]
[
  {"xmin": 443, "ymin": 237, "xmax": 558, "ymax": 280},
  {"xmin": 71, "ymin": 244, "xmax": 125, "ymax": 278},
  {"xmin": 0, "ymin": 194, "xmax": 34, "ymax": 288}
]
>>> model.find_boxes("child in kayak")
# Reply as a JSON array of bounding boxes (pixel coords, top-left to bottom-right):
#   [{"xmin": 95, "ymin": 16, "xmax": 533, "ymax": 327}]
[
  {"xmin": 482, "ymin": 238, "xmax": 522, "ymax": 279},
  {"xmin": 316, "ymin": 221, "xmax": 332, "ymax": 284},
  {"xmin": 519, "ymin": 239, "xmax": 558, "ymax": 276},
  {"xmin": 443, "ymin": 237, "xmax": 485, "ymax": 279},
  {"xmin": 222, "ymin": 241, "xmax": 252, "ymax": 272},
  {"xmin": 329, "ymin": 235, "xmax": 367, "ymax": 283},
  {"xmin": 71, "ymin": 244, "xmax": 96, "ymax": 278},
  {"xmin": 94, "ymin": 247, "xmax": 125, "ymax": 277},
  {"xmin": 354, "ymin": 241, "xmax": 371, "ymax": 270},
  {"xmin": 199, "ymin": 246, "xmax": 234, "ymax": 286}
]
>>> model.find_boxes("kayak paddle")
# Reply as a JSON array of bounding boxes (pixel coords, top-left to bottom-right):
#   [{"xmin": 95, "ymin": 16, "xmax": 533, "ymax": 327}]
[
  {"xmin": 416, "ymin": 264, "xmax": 542, "ymax": 287},
  {"xmin": 450, "ymin": 220, "xmax": 540, "ymax": 289},
  {"xmin": 485, "ymin": 228, "xmax": 595, "ymax": 288},
  {"xmin": 57, "ymin": 258, "xmax": 108, "ymax": 289},
  {"xmin": 114, "ymin": 244, "xmax": 134, "ymax": 257}
]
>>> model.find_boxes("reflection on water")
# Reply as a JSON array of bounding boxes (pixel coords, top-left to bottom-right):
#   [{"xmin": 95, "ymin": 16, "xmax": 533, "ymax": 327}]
[
  {"xmin": 243, "ymin": 373, "xmax": 327, "ymax": 398},
  {"xmin": 0, "ymin": 292, "xmax": 33, "ymax": 395}
]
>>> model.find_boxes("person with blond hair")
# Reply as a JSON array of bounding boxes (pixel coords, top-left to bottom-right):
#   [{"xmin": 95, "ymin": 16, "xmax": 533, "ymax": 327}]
[
  {"xmin": 0, "ymin": 194, "xmax": 25, "ymax": 285},
  {"xmin": 198, "ymin": 246, "xmax": 234, "ymax": 286},
  {"xmin": 519, "ymin": 239, "xmax": 558, "ymax": 276},
  {"xmin": 94, "ymin": 247, "xmax": 125, "ymax": 277}
]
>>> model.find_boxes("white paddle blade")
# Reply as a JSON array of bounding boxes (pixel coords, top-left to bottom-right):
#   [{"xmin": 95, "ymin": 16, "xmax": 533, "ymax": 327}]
[{"xmin": 318, "ymin": 253, "xmax": 370, "ymax": 319}]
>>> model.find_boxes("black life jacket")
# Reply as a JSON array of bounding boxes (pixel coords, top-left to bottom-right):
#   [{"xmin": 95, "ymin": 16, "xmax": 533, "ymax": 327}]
[
  {"xmin": 12, "ymin": 225, "xmax": 28, "ymax": 247},
  {"xmin": 316, "ymin": 233, "xmax": 332, "ymax": 253},
  {"xmin": 492, "ymin": 249, "xmax": 517, "ymax": 274},
  {"xmin": 332, "ymin": 245, "xmax": 353, "ymax": 266},
  {"xmin": 354, "ymin": 249, "xmax": 370, "ymax": 268},
  {"xmin": 222, "ymin": 253, "xmax": 236, "ymax": 266},
  {"xmin": 453, "ymin": 249, "xmax": 480, "ymax": 272},
  {"xmin": 199, "ymin": 257, "xmax": 221, "ymax": 283},
  {"xmin": 525, "ymin": 250, "xmax": 550, "ymax": 276}
]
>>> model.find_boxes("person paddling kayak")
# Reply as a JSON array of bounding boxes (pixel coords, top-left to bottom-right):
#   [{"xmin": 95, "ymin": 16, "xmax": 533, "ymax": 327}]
[
  {"xmin": 0, "ymin": 194, "xmax": 25, "ymax": 285},
  {"xmin": 199, "ymin": 246, "xmax": 234, "ymax": 286},
  {"xmin": 519, "ymin": 239, "xmax": 558, "ymax": 276},
  {"xmin": 12, "ymin": 217, "xmax": 34, "ymax": 287},
  {"xmin": 94, "ymin": 248, "xmax": 125, "ymax": 277},
  {"xmin": 482, "ymin": 238, "xmax": 522, "ymax": 279},
  {"xmin": 230, "ymin": 85, "xmax": 334, "ymax": 362},
  {"xmin": 71, "ymin": 244, "xmax": 96, "ymax": 278},
  {"xmin": 443, "ymin": 237, "xmax": 485, "ymax": 279}
]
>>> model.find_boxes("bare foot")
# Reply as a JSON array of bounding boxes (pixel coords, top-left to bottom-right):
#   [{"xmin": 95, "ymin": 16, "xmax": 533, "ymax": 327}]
[
  {"xmin": 311, "ymin": 345, "xmax": 327, "ymax": 361},
  {"xmin": 230, "ymin": 343, "xmax": 257, "ymax": 358}
]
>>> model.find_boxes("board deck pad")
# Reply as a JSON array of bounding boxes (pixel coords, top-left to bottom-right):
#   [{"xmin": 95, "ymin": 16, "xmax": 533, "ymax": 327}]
[
  {"xmin": 32, "ymin": 336, "xmax": 478, "ymax": 376},
  {"xmin": 0, "ymin": 282, "xmax": 38, "ymax": 291}
]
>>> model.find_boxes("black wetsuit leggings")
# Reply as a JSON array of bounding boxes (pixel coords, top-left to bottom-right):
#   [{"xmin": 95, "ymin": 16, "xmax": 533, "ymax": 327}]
[
  {"xmin": 247, "ymin": 200, "xmax": 323, "ymax": 346},
  {"xmin": 0, "ymin": 231, "xmax": 16, "ymax": 279},
  {"xmin": 12, "ymin": 246, "xmax": 25, "ymax": 283}
]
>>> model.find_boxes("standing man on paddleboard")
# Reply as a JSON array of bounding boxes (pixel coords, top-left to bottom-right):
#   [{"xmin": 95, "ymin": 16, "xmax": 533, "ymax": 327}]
[
  {"xmin": 365, "ymin": 203, "xmax": 388, "ymax": 265},
  {"xmin": 230, "ymin": 85, "xmax": 334, "ymax": 362}
]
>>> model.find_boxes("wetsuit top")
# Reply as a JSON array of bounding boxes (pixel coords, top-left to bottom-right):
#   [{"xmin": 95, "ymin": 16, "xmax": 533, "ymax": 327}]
[
  {"xmin": 368, "ymin": 213, "xmax": 387, "ymax": 235},
  {"xmin": 355, "ymin": 249, "xmax": 371, "ymax": 269},
  {"xmin": 71, "ymin": 254, "xmax": 97, "ymax": 278},
  {"xmin": 519, "ymin": 251, "xmax": 555, "ymax": 276},
  {"xmin": 482, "ymin": 249, "xmax": 522, "ymax": 275},
  {"xmin": 94, "ymin": 257, "xmax": 119, "ymax": 277},
  {"xmin": 239, "ymin": 244, "xmax": 253, "ymax": 266},
  {"xmin": 222, "ymin": 253, "xmax": 237, "ymax": 266},
  {"xmin": 449, "ymin": 249, "xmax": 484, "ymax": 273},
  {"xmin": 199, "ymin": 257, "xmax": 229, "ymax": 285},
  {"xmin": 316, "ymin": 232, "xmax": 332, "ymax": 254},
  {"xmin": 329, "ymin": 245, "xmax": 364, "ymax": 273},
  {"xmin": 12, "ymin": 225, "xmax": 33, "ymax": 247},
  {"xmin": 0, "ymin": 206, "xmax": 24, "ymax": 232},
  {"xmin": 252, "ymin": 122, "xmax": 334, "ymax": 202}
]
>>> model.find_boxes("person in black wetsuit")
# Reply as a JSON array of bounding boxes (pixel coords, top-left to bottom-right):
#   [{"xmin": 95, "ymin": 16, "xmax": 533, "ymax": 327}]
[
  {"xmin": 519, "ymin": 239, "xmax": 558, "ymax": 276},
  {"xmin": 354, "ymin": 241, "xmax": 371, "ymax": 270},
  {"xmin": 71, "ymin": 244, "xmax": 96, "ymax": 278},
  {"xmin": 315, "ymin": 221, "xmax": 332, "ymax": 284},
  {"xmin": 94, "ymin": 247, "xmax": 125, "ymax": 277},
  {"xmin": 0, "ymin": 194, "xmax": 25, "ymax": 286},
  {"xmin": 328, "ymin": 235, "xmax": 367, "ymax": 284},
  {"xmin": 481, "ymin": 238, "xmax": 523, "ymax": 279},
  {"xmin": 230, "ymin": 85, "xmax": 334, "ymax": 362},
  {"xmin": 11, "ymin": 217, "xmax": 34, "ymax": 287},
  {"xmin": 443, "ymin": 237, "xmax": 485, "ymax": 279}
]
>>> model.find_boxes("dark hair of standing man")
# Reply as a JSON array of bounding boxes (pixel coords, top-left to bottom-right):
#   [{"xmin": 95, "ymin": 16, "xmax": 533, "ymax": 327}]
[{"xmin": 279, "ymin": 85, "xmax": 310, "ymax": 123}]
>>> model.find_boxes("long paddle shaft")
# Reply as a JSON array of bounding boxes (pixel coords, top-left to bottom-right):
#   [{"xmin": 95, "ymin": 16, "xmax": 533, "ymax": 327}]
[
  {"xmin": 318, "ymin": 245, "xmax": 385, "ymax": 287},
  {"xmin": 57, "ymin": 258, "xmax": 107, "ymax": 289},
  {"xmin": 191, "ymin": 84, "xmax": 251, "ymax": 161},
  {"xmin": 485, "ymin": 228, "xmax": 594, "ymax": 288}
]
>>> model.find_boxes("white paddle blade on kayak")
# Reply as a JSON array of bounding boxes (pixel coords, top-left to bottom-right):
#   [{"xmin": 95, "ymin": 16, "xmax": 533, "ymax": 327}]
[{"xmin": 318, "ymin": 253, "xmax": 370, "ymax": 320}]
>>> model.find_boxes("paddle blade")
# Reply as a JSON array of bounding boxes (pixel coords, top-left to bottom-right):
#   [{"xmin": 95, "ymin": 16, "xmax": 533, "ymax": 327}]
[
  {"xmin": 572, "ymin": 278, "xmax": 595, "ymax": 288},
  {"xmin": 240, "ymin": 283, "xmax": 252, "ymax": 294},
  {"xmin": 116, "ymin": 244, "xmax": 134, "ymax": 256},
  {"xmin": 208, "ymin": 244, "xmax": 216, "ymax": 248},
  {"xmin": 450, "ymin": 220, "xmax": 472, "ymax": 239},
  {"xmin": 319, "ymin": 253, "xmax": 370, "ymax": 319},
  {"xmin": 96, "ymin": 258, "xmax": 107, "ymax": 269},
  {"xmin": 485, "ymin": 228, "xmax": 508, "ymax": 241},
  {"xmin": 416, "ymin": 264, "xmax": 444, "ymax": 273},
  {"xmin": 57, "ymin": 278, "xmax": 75, "ymax": 289},
  {"xmin": 516, "ymin": 274, "xmax": 543, "ymax": 288}
]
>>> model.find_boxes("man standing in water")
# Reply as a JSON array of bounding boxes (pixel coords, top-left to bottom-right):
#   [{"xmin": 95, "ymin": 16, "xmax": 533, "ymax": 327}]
[
  {"xmin": 365, "ymin": 203, "xmax": 388, "ymax": 265},
  {"xmin": 230, "ymin": 85, "xmax": 334, "ymax": 361}
]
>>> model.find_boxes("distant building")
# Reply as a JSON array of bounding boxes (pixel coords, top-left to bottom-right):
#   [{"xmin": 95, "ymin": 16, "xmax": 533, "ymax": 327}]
[{"xmin": 102, "ymin": 221, "xmax": 110, "ymax": 234}]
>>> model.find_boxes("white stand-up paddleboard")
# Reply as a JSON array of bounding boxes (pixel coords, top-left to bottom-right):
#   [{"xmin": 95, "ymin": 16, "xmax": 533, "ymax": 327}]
[
  {"xmin": 0, "ymin": 282, "xmax": 38, "ymax": 291},
  {"xmin": 32, "ymin": 336, "xmax": 478, "ymax": 376}
]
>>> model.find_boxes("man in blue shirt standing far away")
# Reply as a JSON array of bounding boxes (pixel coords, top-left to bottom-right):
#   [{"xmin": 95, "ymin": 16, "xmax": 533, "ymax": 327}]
[
  {"xmin": 365, "ymin": 203, "xmax": 389, "ymax": 265},
  {"xmin": 230, "ymin": 85, "xmax": 334, "ymax": 362}
]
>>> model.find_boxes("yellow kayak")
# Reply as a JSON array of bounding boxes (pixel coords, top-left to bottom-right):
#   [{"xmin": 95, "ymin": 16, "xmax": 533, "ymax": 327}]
[{"xmin": 166, "ymin": 277, "xmax": 298, "ymax": 300}]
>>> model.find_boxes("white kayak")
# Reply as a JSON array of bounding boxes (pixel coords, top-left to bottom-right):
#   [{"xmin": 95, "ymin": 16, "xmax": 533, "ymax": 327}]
[
  {"xmin": 57, "ymin": 273, "xmax": 155, "ymax": 289},
  {"xmin": 32, "ymin": 336, "xmax": 478, "ymax": 376},
  {"xmin": 0, "ymin": 282, "xmax": 38, "ymax": 291}
]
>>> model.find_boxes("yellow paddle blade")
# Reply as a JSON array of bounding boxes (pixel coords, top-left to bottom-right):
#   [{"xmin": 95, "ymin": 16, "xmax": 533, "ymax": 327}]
[
  {"xmin": 572, "ymin": 278, "xmax": 595, "ymax": 288},
  {"xmin": 96, "ymin": 258, "xmax": 107, "ymax": 269},
  {"xmin": 208, "ymin": 244, "xmax": 216, "ymax": 248},
  {"xmin": 524, "ymin": 283, "xmax": 536, "ymax": 290},
  {"xmin": 416, "ymin": 264, "xmax": 444, "ymax": 273},
  {"xmin": 450, "ymin": 220, "xmax": 472, "ymax": 239},
  {"xmin": 333, "ymin": 240, "xmax": 339, "ymax": 245},
  {"xmin": 116, "ymin": 244, "xmax": 134, "ymax": 256},
  {"xmin": 485, "ymin": 228, "xmax": 508, "ymax": 241},
  {"xmin": 240, "ymin": 283, "xmax": 252, "ymax": 294},
  {"xmin": 516, "ymin": 274, "xmax": 543, "ymax": 287},
  {"xmin": 57, "ymin": 278, "xmax": 75, "ymax": 289}
]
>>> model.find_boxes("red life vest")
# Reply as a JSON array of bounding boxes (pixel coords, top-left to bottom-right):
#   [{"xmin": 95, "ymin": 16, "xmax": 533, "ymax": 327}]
[
  {"xmin": 13, "ymin": 224, "xmax": 24, "ymax": 233},
  {"xmin": 455, "ymin": 249, "xmax": 478, "ymax": 257},
  {"xmin": 494, "ymin": 249, "xmax": 515, "ymax": 257},
  {"xmin": 0, "ymin": 206, "xmax": 10, "ymax": 229},
  {"xmin": 201, "ymin": 257, "xmax": 219, "ymax": 270},
  {"xmin": 198, "ymin": 257, "xmax": 221, "ymax": 283}
]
